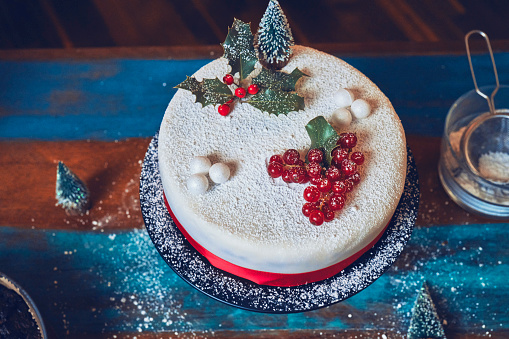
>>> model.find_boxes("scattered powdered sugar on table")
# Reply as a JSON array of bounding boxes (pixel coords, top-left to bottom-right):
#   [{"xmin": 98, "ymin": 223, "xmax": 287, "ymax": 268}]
[
  {"xmin": 478, "ymin": 151, "xmax": 509, "ymax": 183},
  {"xmin": 140, "ymin": 135, "xmax": 419, "ymax": 312}
]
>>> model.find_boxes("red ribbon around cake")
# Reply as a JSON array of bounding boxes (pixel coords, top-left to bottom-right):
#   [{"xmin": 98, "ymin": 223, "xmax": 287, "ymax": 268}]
[{"xmin": 163, "ymin": 193, "xmax": 389, "ymax": 287}]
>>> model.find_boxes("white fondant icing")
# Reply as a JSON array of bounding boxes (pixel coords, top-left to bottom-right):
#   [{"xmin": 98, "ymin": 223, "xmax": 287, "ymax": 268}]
[{"xmin": 158, "ymin": 46, "xmax": 406, "ymax": 274}]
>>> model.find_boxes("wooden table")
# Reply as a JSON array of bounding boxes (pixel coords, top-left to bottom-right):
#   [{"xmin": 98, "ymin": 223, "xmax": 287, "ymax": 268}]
[{"xmin": 1, "ymin": 45, "xmax": 508, "ymax": 338}]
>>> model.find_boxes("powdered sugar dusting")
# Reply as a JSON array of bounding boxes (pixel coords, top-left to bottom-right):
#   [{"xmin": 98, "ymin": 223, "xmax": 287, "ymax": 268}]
[
  {"xmin": 158, "ymin": 46, "xmax": 407, "ymax": 273},
  {"xmin": 479, "ymin": 151, "xmax": 509, "ymax": 182}
]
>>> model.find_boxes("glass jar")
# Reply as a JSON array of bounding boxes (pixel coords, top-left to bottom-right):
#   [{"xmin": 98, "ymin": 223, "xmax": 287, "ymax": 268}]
[{"xmin": 438, "ymin": 85, "xmax": 509, "ymax": 219}]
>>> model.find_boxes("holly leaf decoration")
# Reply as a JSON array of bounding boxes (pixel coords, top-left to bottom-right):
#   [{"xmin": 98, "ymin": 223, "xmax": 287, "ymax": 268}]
[
  {"xmin": 176, "ymin": 76, "xmax": 232, "ymax": 107},
  {"xmin": 252, "ymin": 67, "xmax": 307, "ymax": 92},
  {"xmin": 247, "ymin": 88, "xmax": 304, "ymax": 116},
  {"xmin": 305, "ymin": 116, "xmax": 340, "ymax": 167},
  {"xmin": 222, "ymin": 19, "xmax": 258, "ymax": 80}
]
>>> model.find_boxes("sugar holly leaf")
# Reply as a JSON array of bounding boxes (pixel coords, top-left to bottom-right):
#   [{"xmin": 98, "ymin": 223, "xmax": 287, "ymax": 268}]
[
  {"xmin": 252, "ymin": 67, "xmax": 308, "ymax": 92},
  {"xmin": 175, "ymin": 77, "xmax": 232, "ymax": 107},
  {"xmin": 247, "ymin": 88, "xmax": 304, "ymax": 116},
  {"xmin": 200, "ymin": 78, "xmax": 233, "ymax": 107},
  {"xmin": 175, "ymin": 76, "xmax": 202, "ymax": 92},
  {"xmin": 305, "ymin": 116, "xmax": 340, "ymax": 167},
  {"xmin": 222, "ymin": 19, "xmax": 258, "ymax": 80}
]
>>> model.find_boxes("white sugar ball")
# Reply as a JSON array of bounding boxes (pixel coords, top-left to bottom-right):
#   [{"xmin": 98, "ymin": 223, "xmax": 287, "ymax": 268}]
[
  {"xmin": 332, "ymin": 88, "xmax": 355, "ymax": 108},
  {"xmin": 331, "ymin": 107, "xmax": 352, "ymax": 128},
  {"xmin": 190, "ymin": 156, "xmax": 211, "ymax": 175},
  {"xmin": 350, "ymin": 99, "xmax": 371, "ymax": 119},
  {"xmin": 187, "ymin": 174, "xmax": 209, "ymax": 195},
  {"xmin": 209, "ymin": 163, "xmax": 230, "ymax": 184}
]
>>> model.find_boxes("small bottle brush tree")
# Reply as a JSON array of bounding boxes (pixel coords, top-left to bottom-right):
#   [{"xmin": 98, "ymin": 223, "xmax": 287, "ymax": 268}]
[
  {"xmin": 55, "ymin": 161, "xmax": 90, "ymax": 215},
  {"xmin": 254, "ymin": 0, "xmax": 295, "ymax": 70},
  {"xmin": 407, "ymin": 282, "xmax": 447, "ymax": 339}
]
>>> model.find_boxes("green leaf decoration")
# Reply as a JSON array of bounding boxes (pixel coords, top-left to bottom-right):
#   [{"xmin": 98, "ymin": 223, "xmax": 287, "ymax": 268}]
[
  {"xmin": 175, "ymin": 76, "xmax": 233, "ymax": 107},
  {"xmin": 252, "ymin": 67, "xmax": 308, "ymax": 92},
  {"xmin": 201, "ymin": 78, "xmax": 233, "ymax": 107},
  {"xmin": 247, "ymin": 88, "xmax": 304, "ymax": 116},
  {"xmin": 305, "ymin": 116, "xmax": 340, "ymax": 167},
  {"xmin": 175, "ymin": 76, "xmax": 202, "ymax": 93},
  {"xmin": 222, "ymin": 19, "xmax": 258, "ymax": 80}
]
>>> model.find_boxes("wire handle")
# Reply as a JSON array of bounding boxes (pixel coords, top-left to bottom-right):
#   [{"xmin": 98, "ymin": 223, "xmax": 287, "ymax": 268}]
[{"xmin": 465, "ymin": 30, "xmax": 500, "ymax": 115}]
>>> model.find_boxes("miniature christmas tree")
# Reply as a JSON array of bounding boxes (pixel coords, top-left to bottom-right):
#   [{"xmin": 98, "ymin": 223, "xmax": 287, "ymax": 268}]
[
  {"xmin": 254, "ymin": 0, "xmax": 295, "ymax": 70},
  {"xmin": 55, "ymin": 161, "xmax": 90, "ymax": 215},
  {"xmin": 408, "ymin": 282, "xmax": 447, "ymax": 339}
]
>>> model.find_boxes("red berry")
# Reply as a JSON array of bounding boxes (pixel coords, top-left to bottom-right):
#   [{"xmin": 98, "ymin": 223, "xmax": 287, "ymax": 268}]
[
  {"xmin": 307, "ymin": 148, "xmax": 324, "ymax": 163},
  {"xmin": 283, "ymin": 149, "xmax": 300, "ymax": 165},
  {"xmin": 322, "ymin": 205, "xmax": 335, "ymax": 222},
  {"xmin": 235, "ymin": 87, "xmax": 246, "ymax": 98},
  {"xmin": 316, "ymin": 178, "xmax": 332, "ymax": 192},
  {"xmin": 270, "ymin": 155, "xmax": 283, "ymax": 164},
  {"xmin": 309, "ymin": 210, "xmax": 324, "ymax": 226},
  {"xmin": 310, "ymin": 176, "xmax": 322, "ymax": 185},
  {"xmin": 282, "ymin": 169, "xmax": 293, "ymax": 183},
  {"xmin": 291, "ymin": 167, "xmax": 308, "ymax": 184},
  {"xmin": 306, "ymin": 162, "xmax": 322, "ymax": 178},
  {"xmin": 267, "ymin": 162, "xmax": 283, "ymax": 178},
  {"xmin": 303, "ymin": 186, "xmax": 321, "ymax": 203},
  {"xmin": 341, "ymin": 159, "xmax": 357, "ymax": 177},
  {"xmin": 225, "ymin": 97, "xmax": 234, "ymax": 104},
  {"xmin": 326, "ymin": 166, "xmax": 341, "ymax": 182},
  {"xmin": 332, "ymin": 180, "xmax": 347, "ymax": 195},
  {"xmin": 296, "ymin": 159, "xmax": 305, "ymax": 167},
  {"xmin": 302, "ymin": 202, "xmax": 318, "ymax": 217},
  {"xmin": 349, "ymin": 172, "xmax": 361, "ymax": 184},
  {"xmin": 218, "ymin": 104, "xmax": 230, "ymax": 116},
  {"xmin": 329, "ymin": 194, "xmax": 346, "ymax": 211},
  {"xmin": 351, "ymin": 151, "xmax": 365, "ymax": 165},
  {"xmin": 338, "ymin": 133, "xmax": 357, "ymax": 149},
  {"xmin": 332, "ymin": 147, "xmax": 349, "ymax": 165},
  {"xmin": 223, "ymin": 74, "xmax": 234, "ymax": 85},
  {"xmin": 247, "ymin": 84, "xmax": 259, "ymax": 95}
]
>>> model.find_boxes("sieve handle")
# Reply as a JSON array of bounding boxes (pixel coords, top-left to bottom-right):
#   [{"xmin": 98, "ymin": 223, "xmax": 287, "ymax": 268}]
[{"xmin": 465, "ymin": 30, "xmax": 500, "ymax": 115}]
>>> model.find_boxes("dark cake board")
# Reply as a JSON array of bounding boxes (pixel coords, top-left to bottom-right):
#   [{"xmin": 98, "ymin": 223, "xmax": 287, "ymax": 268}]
[{"xmin": 140, "ymin": 133, "xmax": 419, "ymax": 313}]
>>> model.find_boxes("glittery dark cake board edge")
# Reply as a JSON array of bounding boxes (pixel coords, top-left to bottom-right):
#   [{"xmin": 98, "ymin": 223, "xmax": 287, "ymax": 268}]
[{"xmin": 139, "ymin": 133, "xmax": 420, "ymax": 314}]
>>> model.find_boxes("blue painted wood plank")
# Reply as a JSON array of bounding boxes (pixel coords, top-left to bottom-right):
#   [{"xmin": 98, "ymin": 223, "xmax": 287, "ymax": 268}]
[
  {"xmin": 0, "ymin": 223, "xmax": 507, "ymax": 337},
  {"xmin": 1, "ymin": 53, "xmax": 509, "ymax": 140}
]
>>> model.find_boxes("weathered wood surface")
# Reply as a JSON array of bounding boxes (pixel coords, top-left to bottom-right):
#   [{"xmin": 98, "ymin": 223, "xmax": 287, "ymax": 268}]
[
  {"xmin": 2, "ymin": 40, "xmax": 509, "ymax": 61},
  {"xmin": 2, "ymin": 52, "xmax": 509, "ymax": 140},
  {"xmin": 1, "ymin": 50, "xmax": 508, "ymax": 338},
  {"xmin": 0, "ymin": 136, "xmax": 500, "ymax": 230},
  {"xmin": 0, "ymin": 223, "xmax": 507, "ymax": 338}
]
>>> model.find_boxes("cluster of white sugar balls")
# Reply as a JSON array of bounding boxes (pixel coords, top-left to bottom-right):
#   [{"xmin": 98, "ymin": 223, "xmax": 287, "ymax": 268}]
[
  {"xmin": 331, "ymin": 88, "xmax": 371, "ymax": 127},
  {"xmin": 187, "ymin": 156, "xmax": 230, "ymax": 195}
]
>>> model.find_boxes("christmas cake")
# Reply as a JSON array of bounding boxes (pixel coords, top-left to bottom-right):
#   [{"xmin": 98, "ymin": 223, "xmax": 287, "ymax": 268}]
[{"xmin": 157, "ymin": 0, "xmax": 406, "ymax": 286}]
